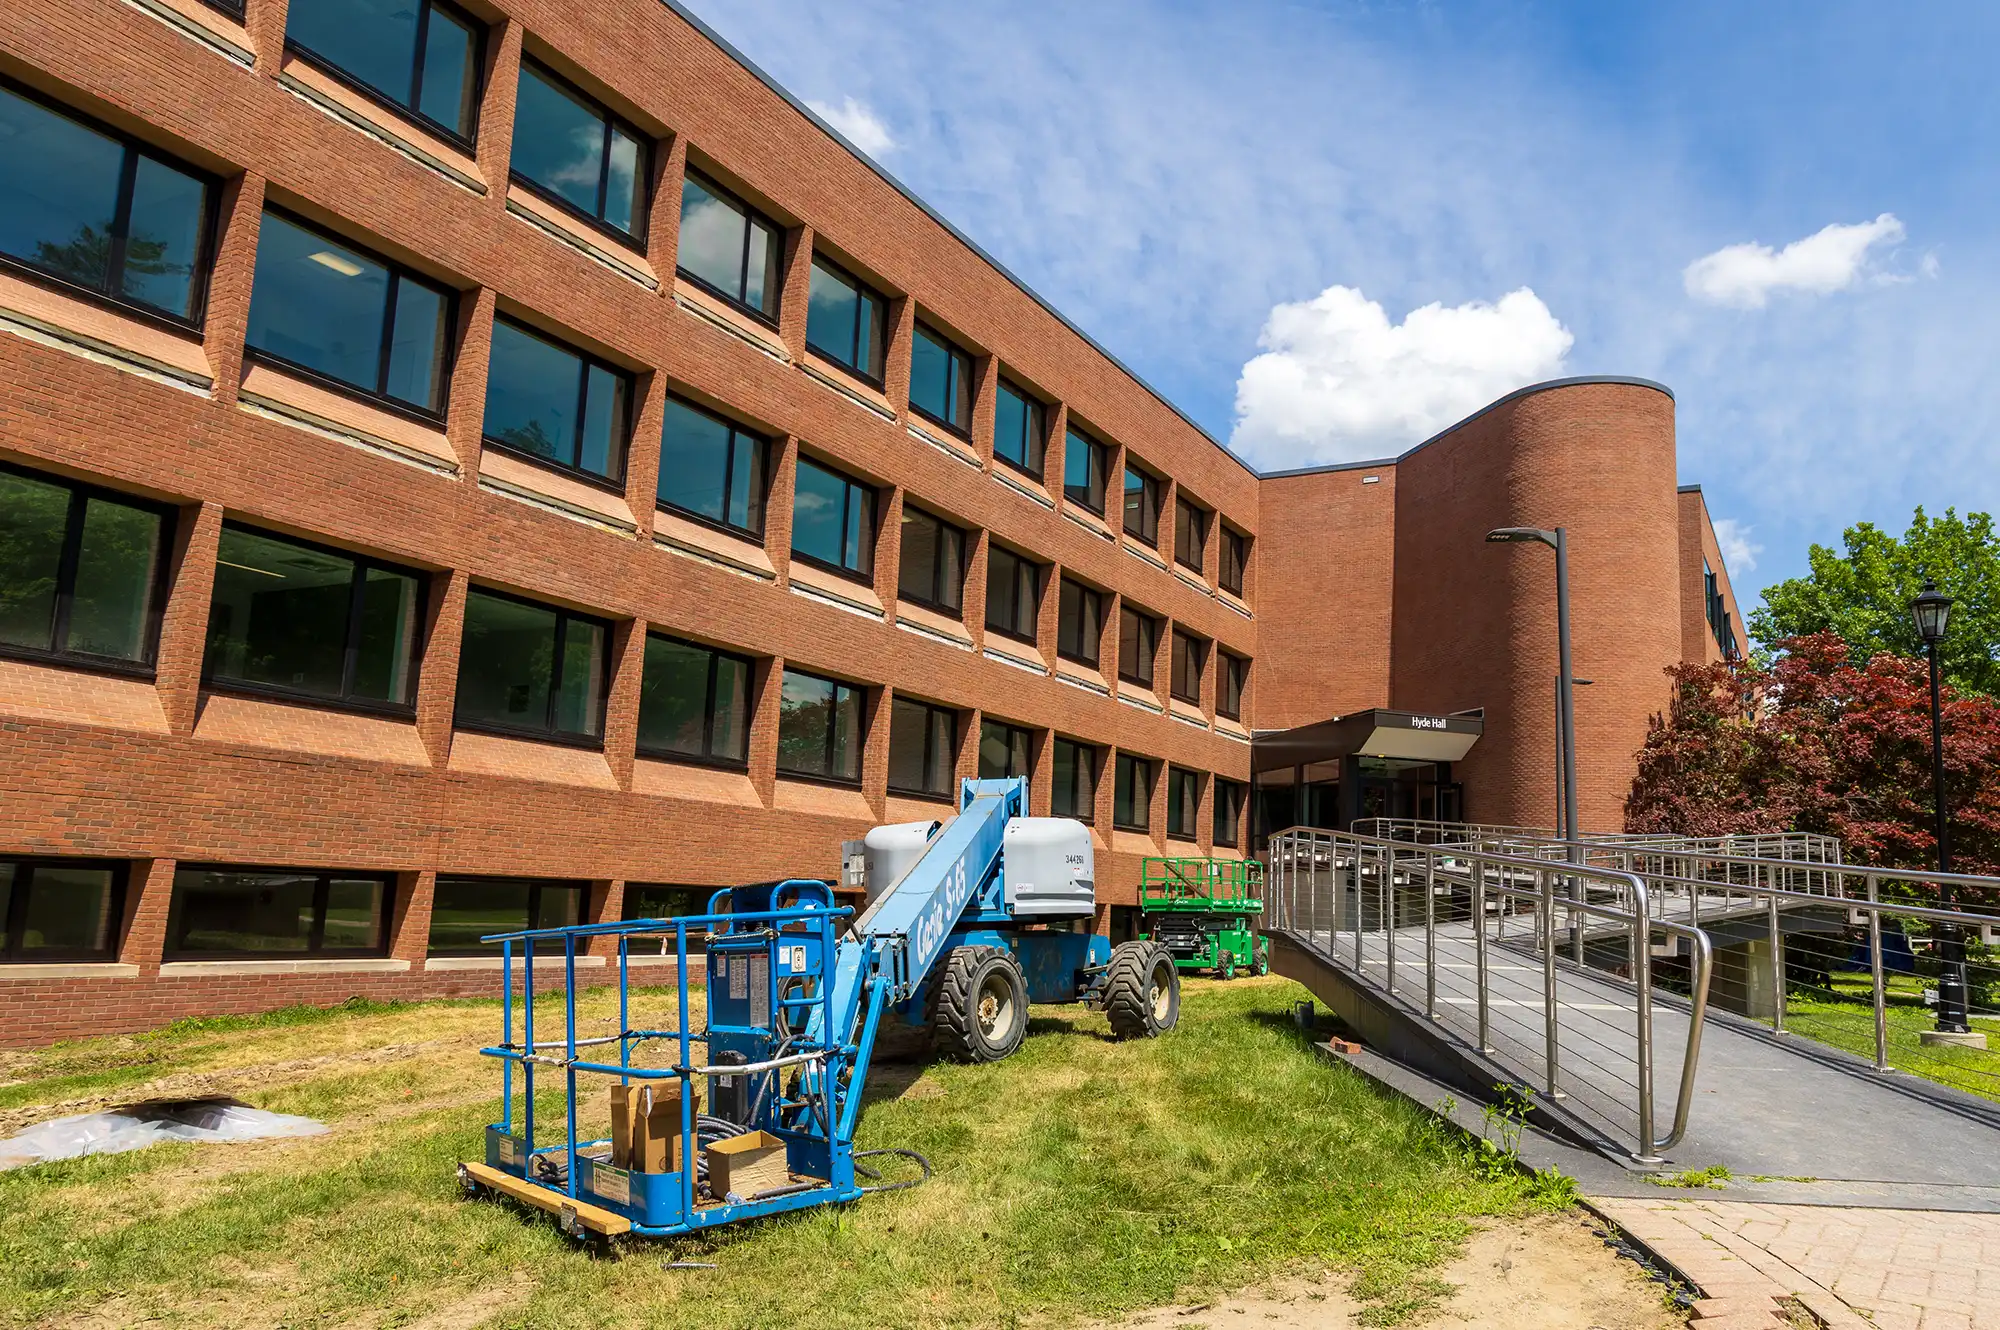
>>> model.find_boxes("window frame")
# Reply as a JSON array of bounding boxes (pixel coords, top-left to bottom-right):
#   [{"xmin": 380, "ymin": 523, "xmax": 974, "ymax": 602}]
[
  {"xmin": 991, "ymin": 377, "xmax": 1046, "ymax": 480},
  {"xmin": 1212, "ymin": 778, "xmax": 1244, "ymax": 848},
  {"xmin": 1220, "ymin": 526, "xmax": 1249, "ymax": 599},
  {"xmin": 789, "ymin": 456, "xmax": 877, "ymax": 584},
  {"xmin": 244, "ymin": 206, "xmax": 460, "ymax": 424},
  {"xmin": 482, "ymin": 314, "xmax": 633, "ymax": 489},
  {"xmin": 675, "ymin": 168, "xmax": 782, "ymax": 326},
  {"xmin": 1167, "ymin": 767, "xmax": 1201, "ymax": 841},
  {"xmin": 805, "ymin": 253, "xmax": 889, "ymax": 387},
  {"xmin": 427, "ymin": 875, "xmax": 582, "ymax": 956},
  {"xmin": 1063, "ymin": 427, "xmax": 1109, "ymax": 515},
  {"xmin": 0, "ymin": 460, "xmax": 176, "ymax": 678},
  {"xmin": 775, "ymin": 666, "xmax": 867, "ymax": 788},
  {"xmin": 983, "ymin": 544, "xmax": 1042, "ymax": 646},
  {"xmin": 907, "ymin": 321, "xmax": 974, "ymax": 439},
  {"xmin": 283, "ymin": 0, "xmax": 487, "ymax": 150},
  {"xmin": 656, "ymin": 394, "xmax": 768, "ymax": 540},
  {"xmin": 886, "ymin": 694, "xmax": 959, "ymax": 801},
  {"xmin": 1169, "ymin": 629, "xmax": 1206, "ymax": 705},
  {"xmin": 634, "ymin": 631, "xmax": 754, "ymax": 770},
  {"xmin": 1113, "ymin": 752, "xmax": 1155, "ymax": 833},
  {"xmin": 1122, "ymin": 461, "xmax": 1161, "ymax": 544},
  {"xmin": 509, "ymin": 56, "xmax": 652, "ymax": 250},
  {"xmin": 451, "ymin": 585, "xmax": 614, "ymax": 748},
  {"xmin": 0, "ymin": 74, "xmax": 222, "ymax": 330},
  {"xmin": 202, "ymin": 520, "xmax": 428, "ymax": 716},
  {"xmin": 0, "ymin": 855, "xmax": 127, "ymax": 962},
  {"xmin": 1118, "ymin": 604, "xmax": 1160, "ymax": 689},
  {"xmin": 1051, "ymin": 737, "xmax": 1098, "ymax": 824},
  {"xmin": 1217, "ymin": 651, "xmax": 1249, "ymax": 722},
  {"xmin": 164, "ymin": 864, "xmax": 395, "ymax": 961},
  {"xmin": 1174, "ymin": 497, "xmax": 1207, "ymax": 573},
  {"xmin": 977, "ymin": 717, "xmax": 1035, "ymax": 783},
  {"xmin": 895, "ymin": 504, "xmax": 966, "ymax": 615},
  {"xmin": 1056, "ymin": 577, "xmax": 1104, "ymax": 668}
]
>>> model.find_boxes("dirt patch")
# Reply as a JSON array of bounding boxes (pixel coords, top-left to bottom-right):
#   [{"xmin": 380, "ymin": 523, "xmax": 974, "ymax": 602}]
[{"xmin": 1110, "ymin": 1211, "xmax": 1684, "ymax": 1329}]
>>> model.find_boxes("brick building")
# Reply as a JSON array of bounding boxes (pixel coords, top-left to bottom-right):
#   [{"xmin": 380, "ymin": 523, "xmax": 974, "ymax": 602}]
[{"xmin": 0, "ymin": 0, "xmax": 1745, "ymax": 1042}]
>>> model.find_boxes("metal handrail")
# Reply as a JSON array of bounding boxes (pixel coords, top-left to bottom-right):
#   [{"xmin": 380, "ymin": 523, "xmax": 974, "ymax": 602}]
[{"xmin": 1356, "ymin": 818, "xmax": 1842, "ymax": 863}]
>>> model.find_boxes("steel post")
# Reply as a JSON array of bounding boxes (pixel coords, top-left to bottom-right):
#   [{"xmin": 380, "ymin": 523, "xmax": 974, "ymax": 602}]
[
  {"xmin": 1474, "ymin": 856, "xmax": 1492, "ymax": 1053},
  {"xmin": 1541, "ymin": 866, "xmax": 1560, "ymax": 1098},
  {"xmin": 1425, "ymin": 856, "xmax": 1437, "ymax": 1020},
  {"xmin": 1768, "ymin": 867, "xmax": 1785, "ymax": 1034},
  {"xmin": 1868, "ymin": 874, "xmax": 1891, "ymax": 1071}
]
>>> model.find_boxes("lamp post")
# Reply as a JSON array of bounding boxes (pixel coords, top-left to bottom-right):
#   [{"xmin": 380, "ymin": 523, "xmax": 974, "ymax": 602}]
[
  {"xmin": 1488, "ymin": 526, "xmax": 1579, "ymax": 844},
  {"xmin": 1911, "ymin": 578, "xmax": 1974, "ymax": 1038}
]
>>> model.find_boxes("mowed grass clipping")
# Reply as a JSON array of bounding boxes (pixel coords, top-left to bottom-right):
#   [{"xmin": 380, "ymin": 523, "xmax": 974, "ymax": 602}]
[{"xmin": 0, "ymin": 978, "xmax": 1554, "ymax": 1329}]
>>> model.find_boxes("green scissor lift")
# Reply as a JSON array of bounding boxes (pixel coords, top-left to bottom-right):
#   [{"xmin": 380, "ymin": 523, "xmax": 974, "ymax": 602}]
[{"xmin": 1138, "ymin": 858, "xmax": 1269, "ymax": 979}]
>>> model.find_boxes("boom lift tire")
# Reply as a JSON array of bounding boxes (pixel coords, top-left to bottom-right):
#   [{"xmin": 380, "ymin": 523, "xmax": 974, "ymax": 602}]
[
  {"xmin": 1105, "ymin": 940, "xmax": 1180, "ymax": 1040},
  {"xmin": 929, "ymin": 945, "xmax": 1029, "ymax": 1062}
]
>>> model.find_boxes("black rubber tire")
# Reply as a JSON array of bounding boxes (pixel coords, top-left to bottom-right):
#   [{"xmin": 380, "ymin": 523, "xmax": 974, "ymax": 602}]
[
  {"xmin": 929, "ymin": 945, "xmax": 1029, "ymax": 1063},
  {"xmin": 1105, "ymin": 941, "xmax": 1181, "ymax": 1040}
]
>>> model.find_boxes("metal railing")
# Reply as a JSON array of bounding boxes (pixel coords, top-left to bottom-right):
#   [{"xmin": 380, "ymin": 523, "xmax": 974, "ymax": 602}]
[
  {"xmin": 1356, "ymin": 817, "xmax": 1843, "ymax": 865},
  {"xmin": 1265, "ymin": 827, "xmax": 1712, "ymax": 1163}
]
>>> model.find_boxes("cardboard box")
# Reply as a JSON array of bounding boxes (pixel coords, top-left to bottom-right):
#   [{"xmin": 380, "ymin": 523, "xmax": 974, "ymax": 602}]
[
  {"xmin": 609, "ymin": 1082, "xmax": 693, "ymax": 1174},
  {"xmin": 706, "ymin": 1130, "xmax": 790, "ymax": 1200}
]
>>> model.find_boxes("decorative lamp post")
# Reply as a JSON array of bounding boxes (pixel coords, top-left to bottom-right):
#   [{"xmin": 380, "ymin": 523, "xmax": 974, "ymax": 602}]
[{"xmin": 1911, "ymin": 578, "xmax": 1975, "ymax": 1041}]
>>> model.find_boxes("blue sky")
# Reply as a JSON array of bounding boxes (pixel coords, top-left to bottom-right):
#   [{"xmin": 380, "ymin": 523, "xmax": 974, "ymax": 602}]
[{"xmin": 693, "ymin": 1, "xmax": 2000, "ymax": 609}]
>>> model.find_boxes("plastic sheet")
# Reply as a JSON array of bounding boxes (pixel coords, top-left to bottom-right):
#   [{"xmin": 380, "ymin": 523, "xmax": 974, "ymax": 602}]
[{"xmin": 0, "ymin": 1097, "xmax": 328, "ymax": 1169}]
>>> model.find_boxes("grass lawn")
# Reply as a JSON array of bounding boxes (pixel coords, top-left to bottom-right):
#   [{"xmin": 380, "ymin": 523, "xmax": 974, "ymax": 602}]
[
  {"xmin": 0, "ymin": 977, "xmax": 1567, "ymax": 1329},
  {"xmin": 1784, "ymin": 972, "xmax": 2000, "ymax": 1106}
]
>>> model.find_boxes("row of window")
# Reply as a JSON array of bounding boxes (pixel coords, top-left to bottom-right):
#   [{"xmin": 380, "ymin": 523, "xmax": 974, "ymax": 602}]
[
  {"xmin": 1, "ymin": 53, "xmax": 1254, "ymax": 593},
  {"xmin": 1702, "ymin": 561, "xmax": 1739, "ymax": 660}
]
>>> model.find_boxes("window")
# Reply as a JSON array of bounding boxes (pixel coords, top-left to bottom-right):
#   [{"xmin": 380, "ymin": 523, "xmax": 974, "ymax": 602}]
[
  {"xmin": 0, "ymin": 464, "xmax": 170, "ymax": 671},
  {"xmin": 1063, "ymin": 427, "xmax": 1109, "ymax": 514},
  {"xmin": 1220, "ymin": 526, "xmax": 1249, "ymax": 598},
  {"xmin": 897, "ymin": 506, "xmax": 964, "ymax": 613},
  {"xmin": 888, "ymin": 696, "xmax": 958, "ymax": 799},
  {"xmin": 0, "ymin": 857, "xmax": 123, "ymax": 962},
  {"xmin": 1057, "ymin": 578, "xmax": 1103, "ymax": 667},
  {"xmin": 992, "ymin": 379, "xmax": 1045, "ymax": 478},
  {"xmin": 806, "ymin": 254, "xmax": 886, "ymax": 383},
  {"xmin": 245, "ymin": 210, "xmax": 453, "ymax": 414},
  {"xmin": 0, "ymin": 82, "xmax": 216, "ymax": 323},
  {"xmin": 1114, "ymin": 753, "xmax": 1154, "ymax": 832},
  {"xmin": 286, "ymin": 0, "xmax": 482, "ymax": 142},
  {"xmin": 676, "ymin": 170, "xmax": 780, "ymax": 319},
  {"xmin": 623, "ymin": 884, "xmax": 711, "ymax": 955},
  {"xmin": 636, "ymin": 633, "xmax": 751, "ymax": 766},
  {"xmin": 1213, "ymin": 779, "xmax": 1244, "ymax": 848},
  {"xmin": 454, "ymin": 588, "xmax": 609, "ymax": 742},
  {"xmin": 511, "ymin": 59, "xmax": 648, "ymax": 242},
  {"xmin": 1118, "ymin": 605, "xmax": 1159, "ymax": 687},
  {"xmin": 978, "ymin": 719, "xmax": 1034, "ymax": 782},
  {"xmin": 984, "ymin": 546, "xmax": 1041, "ymax": 644},
  {"xmin": 1052, "ymin": 738, "xmax": 1098, "ymax": 822},
  {"xmin": 908, "ymin": 323, "xmax": 972, "ymax": 436},
  {"xmin": 658, "ymin": 396, "xmax": 765, "ymax": 536},
  {"xmin": 1123, "ymin": 463, "xmax": 1160, "ymax": 544},
  {"xmin": 777, "ymin": 668, "xmax": 864, "ymax": 783},
  {"xmin": 428, "ymin": 876, "xmax": 582, "ymax": 955},
  {"xmin": 791, "ymin": 458, "xmax": 876, "ymax": 578},
  {"xmin": 1170, "ymin": 630, "xmax": 1206, "ymax": 705},
  {"xmin": 483, "ymin": 317, "xmax": 630, "ymax": 482},
  {"xmin": 1167, "ymin": 768, "xmax": 1201, "ymax": 840},
  {"xmin": 1217, "ymin": 652, "xmax": 1248, "ymax": 721},
  {"xmin": 1704, "ymin": 561, "xmax": 1740, "ymax": 659},
  {"xmin": 1174, "ymin": 498, "xmax": 1207, "ymax": 572},
  {"xmin": 204, "ymin": 524, "xmax": 422, "ymax": 710},
  {"xmin": 166, "ymin": 866, "xmax": 391, "ymax": 959}
]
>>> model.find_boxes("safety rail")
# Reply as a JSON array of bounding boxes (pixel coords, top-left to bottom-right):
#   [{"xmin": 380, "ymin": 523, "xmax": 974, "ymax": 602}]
[
  {"xmin": 1139, "ymin": 856, "xmax": 1265, "ymax": 909},
  {"xmin": 1356, "ymin": 818, "xmax": 1843, "ymax": 865},
  {"xmin": 1265, "ymin": 827, "xmax": 1711, "ymax": 1163}
]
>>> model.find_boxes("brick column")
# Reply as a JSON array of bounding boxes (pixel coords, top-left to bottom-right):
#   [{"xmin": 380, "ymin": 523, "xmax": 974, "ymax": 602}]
[
  {"xmin": 1104, "ymin": 591, "xmax": 1124, "ymax": 686},
  {"xmin": 650, "ymin": 134, "xmax": 688, "ymax": 277},
  {"xmin": 446, "ymin": 288, "xmax": 497, "ymax": 476},
  {"xmin": 747, "ymin": 656, "xmax": 782, "ymax": 806},
  {"xmin": 416, "ymin": 569, "xmax": 469, "ymax": 767},
  {"xmin": 777, "ymin": 227, "xmax": 814, "ymax": 357},
  {"xmin": 475, "ymin": 18, "xmax": 526, "ymax": 207},
  {"xmin": 883, "ymin": 294, "xmax": 915, "ymax": 417},
  {"xmin": 391, "ymin": 869, "xmax": 434, "ymax": 966},
  {"xmin": 872, "ymin": 484, "xmax": 904, "ymax": 609},
  {"xmin": 118, "ymin": 857, "xmax": 174, "ymax": 975},
  {"xmin": 588, "ymin": 880, "xmax": 626, "ymax": 958},
  {"xmin": 625, "ymin": 371, "xmax": 667, "ymax": 539},
  {"xmin": 1039, "ymin": 561, "xmax": 1062, "ymax": 670},
  {"xmin": 246, "ymin": 0, "xmax": 291, "ymax": 71},
  {"xmin": 969, "ymin": 353, "xmax": 999, "ymax": 467},
  {"xmin": 861, "ymin": 684, "xmax": 892, "ymax": 820},
  {"xmin": 767, "ymin": 435, "xmax": 799, "ymax": 579},
  {"xmin": 155, "ymin": 501, "xmax": 223, "ymax": 736},
  {"xmin": 201, "ymin": 173, "xmax": 265, "ymax": 406},
  {"xmin": 602, "ymin": 617, "xmax": 646, "ymax": 791},
  {"xmin": 957, "ymin": 706, "xmax": 979, "ymax": 787},
  {"xmin": 963, "ymin": 529, "xmax": 990, "ymax": 648},
  {"xmin": 1046, "ymin": 403, "xmax": 1070, "ymax": 511}
]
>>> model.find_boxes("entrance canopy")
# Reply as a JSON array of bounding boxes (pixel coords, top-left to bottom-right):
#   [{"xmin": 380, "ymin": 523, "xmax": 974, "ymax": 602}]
[{"xmin": 1250, "ymin": 708, "xmax": 1484, "ymax": 775}]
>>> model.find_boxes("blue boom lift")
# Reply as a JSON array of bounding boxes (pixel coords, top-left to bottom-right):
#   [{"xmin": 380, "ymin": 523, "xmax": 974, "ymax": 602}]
[{"xmin": 458, "ymin": 777, "xmax": 1181, "ymax": 1241}]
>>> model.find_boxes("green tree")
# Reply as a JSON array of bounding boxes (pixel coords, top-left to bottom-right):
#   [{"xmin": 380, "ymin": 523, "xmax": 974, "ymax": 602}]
[{"xmin": 1750, "ymin": 507, "xmax": 2000, "ymax": 696}]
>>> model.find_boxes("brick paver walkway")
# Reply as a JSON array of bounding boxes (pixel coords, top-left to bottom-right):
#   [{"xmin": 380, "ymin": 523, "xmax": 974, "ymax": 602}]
[{"xmin": 1593, "ymin": 1197, "xmax": 2000, "ymax": 1329}]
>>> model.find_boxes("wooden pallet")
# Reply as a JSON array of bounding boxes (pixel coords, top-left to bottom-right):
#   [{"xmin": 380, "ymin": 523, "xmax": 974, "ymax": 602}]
[{"xmin": 460, "ymin": 1161, "xmax": 633, "ymax": 1235}]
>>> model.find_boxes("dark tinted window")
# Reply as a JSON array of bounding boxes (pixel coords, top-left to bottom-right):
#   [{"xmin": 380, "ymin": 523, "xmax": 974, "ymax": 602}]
[
  {"xmin": 483, "ymin": 317, "xmax": 630, "ymax": 480},
  {"xmin": 806, "ymin": 255, "xmax": 886, "ymax": 382},
  {"xmin": 1114, "ymin": 753, "xmax": 1154, "ymax": 832},
  {"xmin": 205, "ymin": 524, "xmax": 422, "ymax": 709},
  {"xmin": 636, "ymin": 633, "xmax": 751, "ymax": 765},
  {"xmin": 1123, "ymin": 463, "xmax": 1160, "ymax": 543},
  {"xmin": 992, "ymin": 380, "xmax": 1045, "ymax": 477},
  {"xmin": 246, "ymin": 210, "xmax": 453, "ymax": 413},
  {"xmin": 677, "ymin": 171, "xmax": 779, "ymax": 317},
  {"xmin": 0, "ymin": 464, "xmax": 169, "ymax": 670},
  {"xmin": 1170, "ymin": 630, "xmax": 1206, "ymax": 704},
  {"xmin": 0, "ymin": 84, "xmax": 214, "ymax": 321},
  {"xmin": 909, "ymin": 323, "xmax": 971, "ymax": 435},
  {"xmin": 1119, "ymin": 605, "xmax": 1159, "ymax": 687},
  {"xmin": 1052, "ymin": 739, "xmax": 1097, "ymax": 822},
  {"xmin": 978, "ymin": 719, "xmax": 1034, "ymax": 783},
  {"xmin": 1057, "ymin": 578, "xmax": 1102, "ymax": 666},
  {"xmin": 623, "ymin": 884, "xmax": 711, "ymax": 955},
  {"xmin": 897, "ymin": 506, "xmax": 964, "ymax": 613},
  {"xmin": 0, "ymin": 858, "xmax": 122, "ymax": 961},
  {"xmin": 1063, "ymin": 428, "xmax": 1108, "ymax": 513},
  {"xmin": 792, "ymin": 458, "xmax": 875, "ymax": 577},
  {"xmin": 984, "ymin": 546, "xmax": 1040, "ymax": 643},
  {"xmin": 286, "ymin": 0, "xmax": 482, "ymax": 140},
  {"xmin": 888, "ymin": 696, "xmax": 957, "ymax": 799},
  {"xmin": 657, "ymin": 396, "xmax": 765, "ymax": 535},
  {"xmin": 454, "ymin": 588, "xmax": 609, "ymax": 742},
  {"xmin": 1217, "ymin": 652, "xmax": 1248, "ymax": 720},
  {"xmin": 1174, "ymin": 498, "xmax": 1206, "ymax": 572},
  {"xmin": 1221, "ymin": 527, "xmax": 1249, "ymax": 598},
  {"xmin": 1213, "ymin": 779, "xmax": 1244, "ymax": 848},
  {"xmin": 166, "ymin": 866, "xmax": 390, "ymax": 958},
  {"xmin": 428, "ymin": 876, "xmax": 581, "ymax": 954},
  {"xmin": 1167, "ymin": 768, "xmax": 1201, "ymax": 840},
  {"xmin": 777, "ymin": 668, "xmax": 864, "ymax": 783},
  {"xmin": 511, "ymin": 60, "xmax": 647, "ymax": 240}
]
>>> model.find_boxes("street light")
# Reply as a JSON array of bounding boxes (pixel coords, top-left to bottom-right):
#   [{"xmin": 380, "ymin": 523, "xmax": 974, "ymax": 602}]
[
  {"xmin": 1910, "ymin": 577, "xmax": 1973, "ymax": 1038},
  {"xmin": 1487, "ymin": 527, "xmax": 1579, "ymax": 845}
]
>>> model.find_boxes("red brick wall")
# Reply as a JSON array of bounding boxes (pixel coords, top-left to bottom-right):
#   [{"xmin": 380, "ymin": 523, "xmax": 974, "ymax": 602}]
[{"xmin": 1678, "ymin": 488, "xmax": 1750, "ymax": 665}]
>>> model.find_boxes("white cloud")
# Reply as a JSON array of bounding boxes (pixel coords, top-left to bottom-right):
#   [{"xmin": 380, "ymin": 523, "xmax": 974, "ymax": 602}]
[
  {"xmin": 1712, "ymin": 517, "xmax": 1763, "ymax": 577},
  {"xmin": 806, "ymin": 96, "xmax": 897, "ymax": 155},
  {"xmin": 1229, "ymin": 285, "xmax": 1574, "ymax": 467},
  {"xmin": 1683, "ymin": 214, "xmax": 1905, "ymax": 308}
]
